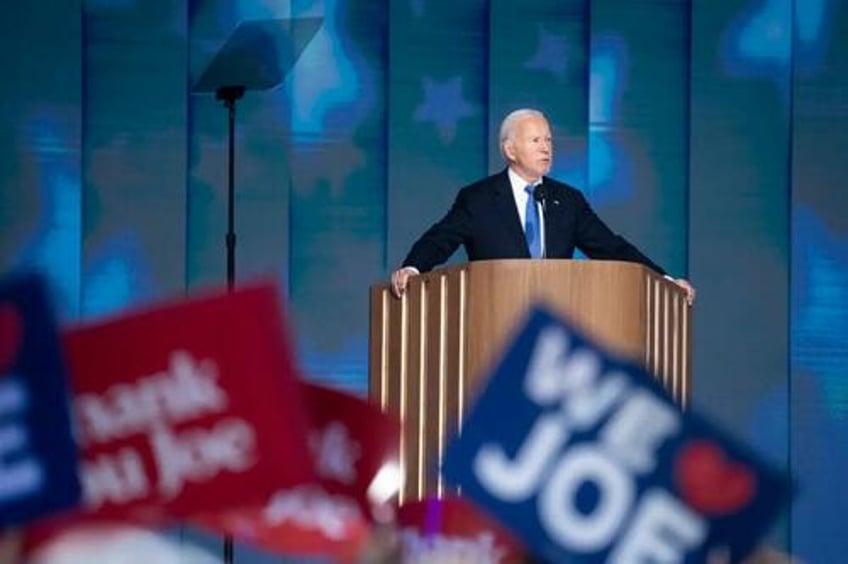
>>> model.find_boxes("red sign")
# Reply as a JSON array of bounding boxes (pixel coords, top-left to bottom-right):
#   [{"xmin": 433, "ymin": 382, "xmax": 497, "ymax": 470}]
[
  {"xmin": 197, "ymin": 382, "xmax": 401, "ymax": 560},
  {"xmin": 302, "ymin": 381, "xmax": 401, "ymax": 517},
  {"xmin": 204, "ymin": 486, "xmax": 372, "ymax": 562},
  {"xmin": 397, "ymin": 496, "xmax": 526, "ymax": 563},
  {"xmin": 60, "ymin": 282, "xmax": 314, "ymax": 523}
]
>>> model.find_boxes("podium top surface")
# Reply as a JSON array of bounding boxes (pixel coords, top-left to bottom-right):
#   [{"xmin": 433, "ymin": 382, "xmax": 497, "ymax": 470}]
[
  {"xmin": 372, "ymin": 258, "xmax": 666, "ymax": 292},
  {"xmin": 193, "ymin": 17, "xmax": 322, "ymax": 94}
]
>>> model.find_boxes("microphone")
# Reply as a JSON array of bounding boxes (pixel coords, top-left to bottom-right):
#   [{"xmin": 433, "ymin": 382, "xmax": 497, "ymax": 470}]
[
  {"xmin": 532, "ymin": 183, "xmax": 547, "ymax": 259},
  {"xmin": 532, "ymin": 183, "xmax": 546, "ymax": 206}
]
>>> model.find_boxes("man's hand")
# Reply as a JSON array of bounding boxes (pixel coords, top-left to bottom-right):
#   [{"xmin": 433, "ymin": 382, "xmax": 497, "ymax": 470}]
[
  {"xmin": 390, "ymin": 267, "xmax": 418, "ymax": 298},
  {"xmin": 673, "ymin": 278, "xmax": 696, "ymax": 306}
]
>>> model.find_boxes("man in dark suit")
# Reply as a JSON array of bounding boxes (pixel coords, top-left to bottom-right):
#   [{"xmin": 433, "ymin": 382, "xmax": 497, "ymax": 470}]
[{"xmin": 391, "ymin": 108, "xmax": 695, "ymax": 303}]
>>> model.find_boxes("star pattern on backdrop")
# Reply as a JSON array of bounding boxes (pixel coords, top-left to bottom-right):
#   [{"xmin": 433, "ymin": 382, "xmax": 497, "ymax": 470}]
[
  {"xmin": 413, "ymin": 76, "xmax": 478, "ymax": 144},
  {"xmin": 294, "ymin": 142, "xmax": 366, "ymax": 198},
  {"xmin": 524, "ymin": 27, "xmax": 569, "ymax": 81}
]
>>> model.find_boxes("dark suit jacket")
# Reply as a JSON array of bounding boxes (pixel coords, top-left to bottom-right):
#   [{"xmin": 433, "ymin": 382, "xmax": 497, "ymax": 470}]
[{"xmin": 402, "ymin": 169, "xmax": 666, "ymax": 275}]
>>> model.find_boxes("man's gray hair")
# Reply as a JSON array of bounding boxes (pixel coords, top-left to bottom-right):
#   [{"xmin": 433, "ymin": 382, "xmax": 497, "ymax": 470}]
[{"xmin": 499, "ymin": 108, "xmax": 546, "ymax": 158}]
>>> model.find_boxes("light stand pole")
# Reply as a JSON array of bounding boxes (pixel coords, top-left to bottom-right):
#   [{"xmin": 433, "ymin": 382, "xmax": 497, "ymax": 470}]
[
  {"xmin": 215, "ymin": 85, "xmax": 245, "ymax": 292},
  {"xmin": 191, "ymin": 18, "xmax": 322, "ymax": 564}
]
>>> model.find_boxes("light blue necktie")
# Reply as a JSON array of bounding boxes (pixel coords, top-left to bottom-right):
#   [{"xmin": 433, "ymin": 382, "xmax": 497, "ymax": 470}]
[{"xmin": 524, "ymin": 184, "xmax": 542, "ymax": 259}]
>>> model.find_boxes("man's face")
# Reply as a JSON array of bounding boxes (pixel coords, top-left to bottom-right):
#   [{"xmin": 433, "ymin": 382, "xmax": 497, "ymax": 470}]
[{"xmin": 503, "ymin": 115, "xmax": 553, "ymax": 182}]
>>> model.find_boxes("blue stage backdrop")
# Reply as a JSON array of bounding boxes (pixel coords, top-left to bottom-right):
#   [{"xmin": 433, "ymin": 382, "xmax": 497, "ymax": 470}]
[{"xmin": 2, "ymin": 0, "xmax": 847, "ymax": 561}]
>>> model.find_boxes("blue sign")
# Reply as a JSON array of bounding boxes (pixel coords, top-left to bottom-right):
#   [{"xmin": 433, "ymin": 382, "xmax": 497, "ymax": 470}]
[
  {"xmin": 443, "ymin": 306, "xmax": 790, "ymax": 563},
  {"xmin": 0, "ymin": 273, "xmax": 81, "ymax": 528}
]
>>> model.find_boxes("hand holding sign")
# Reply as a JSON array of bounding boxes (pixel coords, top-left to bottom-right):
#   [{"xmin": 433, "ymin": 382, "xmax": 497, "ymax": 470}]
[{"xmin": 444, "ymin": 306, "xmax": 791, "ymax": 563}]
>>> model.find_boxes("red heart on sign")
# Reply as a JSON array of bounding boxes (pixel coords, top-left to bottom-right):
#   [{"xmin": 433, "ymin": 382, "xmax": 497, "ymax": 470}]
[
  {"xmin": 675, "ymin": 440, "xmax": 756, "ymax": 515},
  {"xmin": 0, "ymin": 303, "xmax": 23, "ymax": 373}
]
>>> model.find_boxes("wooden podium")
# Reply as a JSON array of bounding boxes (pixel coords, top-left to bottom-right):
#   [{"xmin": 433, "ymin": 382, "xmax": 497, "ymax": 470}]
[{"xmin": 369, "ymin": 259, "xmax": 690, "ymax": 503}]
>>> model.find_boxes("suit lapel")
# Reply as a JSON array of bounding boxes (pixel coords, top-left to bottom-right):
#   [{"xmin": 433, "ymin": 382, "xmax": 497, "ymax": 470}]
[
  {"xmin": 539, "ymin": 178, "xmax": 568, "ymax": 258},
  {"xmin": 490, "ymin": 169, "xmax": 530, "ymax": 258}
]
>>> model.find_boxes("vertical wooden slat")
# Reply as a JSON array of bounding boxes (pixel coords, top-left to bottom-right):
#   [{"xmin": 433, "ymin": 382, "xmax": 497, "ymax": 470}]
[
  {"xmin": 387, "ymin": 290, "xmax": 405, "ymax": 414},
  {"xmin": 671, "ymin": 294, "xmax": 686, "ymax": 403},
  {"xmin": 660, "ymin": 284, "xmax": 671, "ymax": 388},
  {"xmin": 645, "ymin": 276, "xmax": 653, "ymax": 371},
  {"xmin": 655, "ymin": 278, "xmax": 662, "ymax": 378},
  {"xmin": 398, "ymin": 292, "xmax": 410, "ymax": 503},
  {"xmin": 443, "ymin": 268, "xmax": 464, "ymax": 496},
  {"xmin": 379, "ymin": 291, "xmax": 389, "ymax": 407},
  {"xmin": 416, "ymin": 280, "xmax": 429, "ymax": 500},
  {"xmin": 401, "ymin": 281, "xmax": 422, "ymax": 502},
  {"xmin": 437, "ymin": 274, "xmax": 449, "ymax": 495},
  {"xmin": 457, "ymin": 268, "xmax": 468, "ymax": 428},
  {"xmin": 670, "ymin": 290, "xmax": 680, "ymax": 401},
  {"xmin": 423, "ymin": 274, "xmax": 446, "ymax": 495}
]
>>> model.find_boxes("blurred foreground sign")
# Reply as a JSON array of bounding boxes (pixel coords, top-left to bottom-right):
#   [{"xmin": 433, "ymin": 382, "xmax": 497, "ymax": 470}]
[
  {"xmin": 397, "ymin": 496, "xmax": 525, "ymax": 563},
  {"xmin": 444, "ymin": 306, "xmax": 790, "ymax": 563},
  {"xmin": 60, "ymin": 282, "xmax": 314, "ymax": 523},
  {"xmin": 0, "ymin": 274, "xmax": 80, "ymax": 528},
  {"xmin": 197, "ymin": 381, "xmax": 401, "ymax": 561}
]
